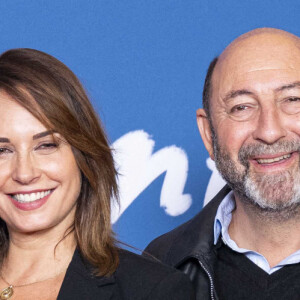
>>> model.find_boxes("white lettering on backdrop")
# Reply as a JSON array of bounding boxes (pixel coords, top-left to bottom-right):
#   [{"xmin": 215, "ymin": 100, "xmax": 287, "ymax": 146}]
[
  {"xmin": 111, "ymin": 130, "xmax": 192, "ymax": 223},
  {"xmin": 111, "ymin": 130, "xmax": 225, "ymax": 223}
]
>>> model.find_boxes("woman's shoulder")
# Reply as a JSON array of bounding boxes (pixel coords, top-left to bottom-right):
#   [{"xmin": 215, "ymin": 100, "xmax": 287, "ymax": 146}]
[
  {"xmin": 115, "ymin": 249, "xmax": 195, "ymax": 299},
  {"xmin": 59, "ymin": 248, "xmax": 194, "ymax": 300}
]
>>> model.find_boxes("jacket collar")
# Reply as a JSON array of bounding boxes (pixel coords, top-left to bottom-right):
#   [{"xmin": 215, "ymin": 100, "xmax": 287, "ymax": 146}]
[
  {"xmin": 166, "ymin": 185, "xmax": 231, "ymax": 267},
  {"xmin": 57, "ymin": 249, "xmax": 116, "ymax": 299}
]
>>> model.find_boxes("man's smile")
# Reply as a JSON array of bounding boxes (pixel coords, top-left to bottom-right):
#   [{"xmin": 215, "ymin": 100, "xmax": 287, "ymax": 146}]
[
  {"xmin": 249, "ymin": 151, "xmax": 298, "ymax": 172},
  {"xmin": 254, "ymin": 153, "xmax": 292, "ymax": 164}
]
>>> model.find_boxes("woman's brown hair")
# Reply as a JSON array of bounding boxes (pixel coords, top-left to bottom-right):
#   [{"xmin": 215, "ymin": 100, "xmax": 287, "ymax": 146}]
[{"xmin": 0, "ymin": 48, "xmax": 119, "ymax": 276}]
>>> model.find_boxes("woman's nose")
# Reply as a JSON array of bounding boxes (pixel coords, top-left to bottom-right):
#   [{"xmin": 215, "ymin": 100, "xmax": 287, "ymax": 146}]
[{"xmin": 11, "ymin": 154, "xmax": 41, "ymax": 185}]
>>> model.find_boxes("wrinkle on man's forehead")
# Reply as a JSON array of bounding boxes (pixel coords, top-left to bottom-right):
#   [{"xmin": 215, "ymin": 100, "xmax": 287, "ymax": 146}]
[
  {"xmin": 219, "ymin": 45, "xmax": 300, "ymax": 74},
  {"xmin": 223, "ymin": 68, "xmax": 300, "ymax": 83},
  {"xmin": 216, "ymin": 71, "xmax": 300, "ymax": 103}
]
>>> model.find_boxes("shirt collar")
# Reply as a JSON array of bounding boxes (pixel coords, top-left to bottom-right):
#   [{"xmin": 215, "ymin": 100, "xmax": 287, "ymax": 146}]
[
  {"xmin": 213, "ymin": 189, "xmax": 300, "ymax": 274},
  {"xmin": 213, "ymin": 190, "xmax": 235, "ymax": 245}
]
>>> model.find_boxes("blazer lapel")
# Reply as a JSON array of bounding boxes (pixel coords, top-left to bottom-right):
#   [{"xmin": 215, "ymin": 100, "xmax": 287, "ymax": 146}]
[
  {"xmin": 57, "ymin": 249, "xmax": 116, "ymax": 300},
  {"xmin": 166, "ymin": 185, "xmax": 231, "ymax": 266}
]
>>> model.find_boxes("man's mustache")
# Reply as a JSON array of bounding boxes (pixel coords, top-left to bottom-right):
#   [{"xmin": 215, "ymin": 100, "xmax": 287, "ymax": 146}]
[{"xmin": 238, "ymin": 140, "xmax": 300, "ymax": 167}]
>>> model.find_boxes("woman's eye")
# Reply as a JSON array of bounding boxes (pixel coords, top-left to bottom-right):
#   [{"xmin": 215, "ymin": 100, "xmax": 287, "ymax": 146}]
[
  {"xmin": 35, "ymin": 143, "xmax": 58, "ymax": 153},
  {"xmin": 40, "ymin": 143, "xmax": 57, "ymax": 149}
]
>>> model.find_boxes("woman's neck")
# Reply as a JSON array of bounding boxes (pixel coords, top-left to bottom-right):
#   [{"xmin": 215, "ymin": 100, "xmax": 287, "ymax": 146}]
[{"xmin": 1, "ymin": 226, "xmax": 76, "ymax": 285}]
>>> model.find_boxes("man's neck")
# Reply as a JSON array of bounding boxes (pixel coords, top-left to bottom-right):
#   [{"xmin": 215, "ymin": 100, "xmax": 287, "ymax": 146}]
[{"xmin": 228, "ymin": 194, "xmax": 300, "ymax": 268}]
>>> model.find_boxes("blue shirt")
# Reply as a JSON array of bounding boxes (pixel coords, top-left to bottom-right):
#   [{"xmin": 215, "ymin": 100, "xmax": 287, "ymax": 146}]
[{"xmin": 214, "ymin": 191, "xmax": 300, "ymax": 274}]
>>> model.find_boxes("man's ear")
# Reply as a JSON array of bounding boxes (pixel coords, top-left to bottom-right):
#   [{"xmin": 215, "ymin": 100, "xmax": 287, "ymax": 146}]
[{"xmin": 196, "ymin": 108, "xmax": 214, "ymax": 160}]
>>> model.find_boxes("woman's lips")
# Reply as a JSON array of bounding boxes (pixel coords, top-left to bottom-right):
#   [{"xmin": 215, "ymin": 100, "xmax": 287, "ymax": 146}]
[{"xmin": 8, "ymin": 189, "xmax": 54, "ymax": 211}]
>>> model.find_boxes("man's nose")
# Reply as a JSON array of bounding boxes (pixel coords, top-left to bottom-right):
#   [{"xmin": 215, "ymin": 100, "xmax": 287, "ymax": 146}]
[
  {"xmin": 252, "ymin": 107, "xmax": 287, "ymax": 144},
  {"xmin": 12, "ymin": 154, "xmax": 41, "ymax": 185}
]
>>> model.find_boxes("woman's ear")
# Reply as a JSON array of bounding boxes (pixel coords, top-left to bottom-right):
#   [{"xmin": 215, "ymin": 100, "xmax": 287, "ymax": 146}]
[{"xmin": 196, "ymin": 108, "xmax": 214, "ymax": 160}]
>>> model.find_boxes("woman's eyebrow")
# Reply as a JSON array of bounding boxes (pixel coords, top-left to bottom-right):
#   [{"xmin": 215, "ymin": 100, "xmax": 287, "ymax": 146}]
[
  {"xmin": 0, "ymin": 131, "xmax": 54, "ymax": 143},
  {"xmin": 32, "ymin": 130, "xmax": 54, "ymax": 140}
]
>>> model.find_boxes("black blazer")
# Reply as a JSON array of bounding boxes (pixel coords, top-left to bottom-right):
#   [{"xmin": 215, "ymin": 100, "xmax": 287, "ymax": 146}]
[
  {"xmin": 144, "ymin": 185, "xmax": 231, "ymax": 300},
  {"xmin": 57, "ymin": 248, "xmax": 195, "ymax": 299}
]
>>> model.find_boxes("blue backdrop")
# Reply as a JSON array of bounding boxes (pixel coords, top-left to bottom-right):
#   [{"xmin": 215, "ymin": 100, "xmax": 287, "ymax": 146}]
[{"xmin": 1, "ymin": 0, "xmax": 299, "ymax": 250}]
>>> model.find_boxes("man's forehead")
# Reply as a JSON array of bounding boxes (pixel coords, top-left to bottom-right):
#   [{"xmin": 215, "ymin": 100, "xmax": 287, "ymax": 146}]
[
  {"xmin": 212, "ymin": 29, "xmax": 300, "ymax": 93},
  {"xmin": 220, "ymin": 28, "xmax": 300, "ymax": 61}
]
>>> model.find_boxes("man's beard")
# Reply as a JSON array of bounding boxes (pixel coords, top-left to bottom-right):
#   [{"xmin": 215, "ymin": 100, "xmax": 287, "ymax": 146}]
[{"xmin": 212, "ymin": 132, "xmax": 300, "ymax": 219}]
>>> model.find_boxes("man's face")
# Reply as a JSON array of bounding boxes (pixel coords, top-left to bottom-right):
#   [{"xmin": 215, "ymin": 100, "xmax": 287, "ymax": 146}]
[{"xmin": 198, "ymin": 33, "xmax": 300, "ymax": 213}]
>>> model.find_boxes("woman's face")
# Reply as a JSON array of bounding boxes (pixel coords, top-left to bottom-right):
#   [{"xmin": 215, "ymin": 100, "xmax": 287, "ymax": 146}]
[{"xmin": 0, "ymin": 90, "xmax": 81, "ymax": 235}]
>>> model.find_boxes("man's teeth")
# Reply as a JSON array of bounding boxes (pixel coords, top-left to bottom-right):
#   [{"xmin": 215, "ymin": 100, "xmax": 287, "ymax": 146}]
[
  {"xmin": 256, "ymin": 154, "xmax": 291, "ymax": 164},
  {"xmin": 12, "ymin": 190, "xmax": 52, "ymax": 203}
]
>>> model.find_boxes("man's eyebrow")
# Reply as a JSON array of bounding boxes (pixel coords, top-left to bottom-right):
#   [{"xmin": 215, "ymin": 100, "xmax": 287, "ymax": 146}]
[
  {"xmin": 32, "ymin": 130, "xmax": 54, "ymax": 140},
  {"xmin": 275, "ymin": 81, "xmax": 300, "ymax": 93},
  {"xmin": 0, "ymin": 138, "xmax": 9, "ymax": 143},
  {"xmin": 223, "ymin": 89, "xmax": 254, "ymax": 102}
]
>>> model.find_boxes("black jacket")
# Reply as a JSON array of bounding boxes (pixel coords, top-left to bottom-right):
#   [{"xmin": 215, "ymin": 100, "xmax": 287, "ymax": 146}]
[
  {"xmin": 57, "ymin": 247, "xmax": 195, "ymax": 299},
  {"xmin": 144, "ymin": 185, "xmax": 231, "ymax": 300}
]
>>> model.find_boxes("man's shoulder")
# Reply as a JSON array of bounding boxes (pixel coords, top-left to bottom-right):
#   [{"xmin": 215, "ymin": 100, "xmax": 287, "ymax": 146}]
[
  {"xmin": 144, "ymin": 185, "xmax": 231, "ymax": 265},
  {"xmin": 144, "ymin": 216, "xmax": 195, "ymax": 262},
  {"xmin": 117, "ymin": 248, "xmax": 181, "ymax": 276},
  {"xmin": 116, "ymin": 249, "xmax": 195, "ymax": 299}
]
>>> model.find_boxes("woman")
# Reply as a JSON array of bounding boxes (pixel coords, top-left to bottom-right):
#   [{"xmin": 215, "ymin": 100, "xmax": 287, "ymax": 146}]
[{"xmin": 0, "ymin": 49, "xmax": 194, "ymax": 299}]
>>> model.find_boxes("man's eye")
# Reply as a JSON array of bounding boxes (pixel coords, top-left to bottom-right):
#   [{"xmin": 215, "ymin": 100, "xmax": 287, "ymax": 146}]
[
  {"xmin": 281, "ymin": 97, "xmax": 300, "ymax": 115},
  {"xmin": 230, "ymin": 105, "xmax": 248, "ymax": 113},
  {"xmin": 227, "ymin": 103, "xmax": 257, "ymax": 121},
  {"xmin": 0, "ymin": 148, "xmax": 12, "ymax": 155},
  {"xmin": 287, "ymin": 97, "xmax": 300, "ymax": 102}
]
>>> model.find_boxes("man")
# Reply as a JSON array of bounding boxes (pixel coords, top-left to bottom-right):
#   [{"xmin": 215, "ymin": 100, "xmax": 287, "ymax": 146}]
[{"xmin": 145, "ymin": 28, "xmax": 300, "ymax": 299}]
